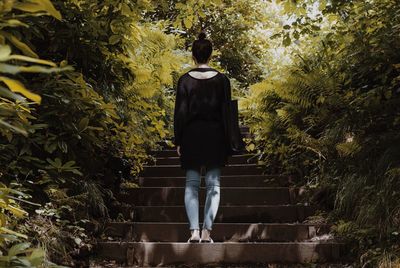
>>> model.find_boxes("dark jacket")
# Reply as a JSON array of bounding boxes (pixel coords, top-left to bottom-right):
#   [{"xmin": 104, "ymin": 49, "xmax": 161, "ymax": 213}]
[{"xmin": 173, "ymin": 67, "xmax": 232, "ymax": 170}]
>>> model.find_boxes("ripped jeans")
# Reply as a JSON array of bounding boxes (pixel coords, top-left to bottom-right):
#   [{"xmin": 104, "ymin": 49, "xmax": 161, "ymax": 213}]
[{"xmin": 184, "ymin": 165, "xmax": 221, "ymax": 231}]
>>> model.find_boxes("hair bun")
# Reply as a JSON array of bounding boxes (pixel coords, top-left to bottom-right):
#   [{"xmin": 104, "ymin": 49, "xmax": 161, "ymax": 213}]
[{"xmin": 198, "ymin": 32, "xmax": 207, "ymax": 40}]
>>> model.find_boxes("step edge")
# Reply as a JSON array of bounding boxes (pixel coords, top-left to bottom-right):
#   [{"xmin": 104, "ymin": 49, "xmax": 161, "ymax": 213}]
[
  {"xmin": 120, "ymin": 186, "xmax": 297, "ymax": 189},
  {"xmin": 106, "ymin": 222, "xmax": 332, "ymax": 226},
  {"xmin": 142, "ymin": 164, "xmax": 263, "ymax": 168},
  {"xmin": 131, "ymin": 204, "xmax": 317, "ymax": 208},
  {"xmin": 97, "ymin": 241, "xmax": 344, "ymax": 245},
  {"xmin": 135, "ymin": 174, "xmax": 287, "ymax": 178}
]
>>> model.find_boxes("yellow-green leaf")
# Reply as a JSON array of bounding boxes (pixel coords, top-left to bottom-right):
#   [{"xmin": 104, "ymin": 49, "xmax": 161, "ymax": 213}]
[
  {"xmin": 0, "ymin": 63, "xmax": 73, "ymax": 74},
  {"xmin": 0, "ymin": 76, "xmax": 41, "ymax": 103},
  {"xmin": 109, "ymin": 35, "xmax": 121, "ymax": 45},
  {"xmin": 0, "ymin": 85, "xmax": 27, "ymax": 101},
  {"xmin": 198, "ymin": 10, "xmax": 207, "ymax": 18},
  {"xmin": 246, "ymin": 143, "xmax": 255, "ymax": 151},
  {"xmin": 1, "ymin": 31, "xmax": 39, "ymax": 58},
  {"xmin": 6, "ymin": 204, "xmax": 28, "ymax": 218},
  {"xmin": 183, "ymin": 15, "xmax": 193, "ymax": 29},
  {"xmin": 6, "ymin": 54, "xmax": 57, "ymax": 66},
  {"xmin": 1, "ymin": 19, "xmax": 29, "ymax": 28},
  {"xmin": 0, "ymin": 227, "xmax": 28, "ymax": 239},
  {"xmin": 0, "ymin": 45, "xmax": 12, "ymax": 61},
  {"xmin": 0, "ymin": 119, "xmax": 28, "ymax": 136},
  {"xmin": 13, "ymin": 0, "xmax": 62, "ymax": 21},
  {"xmin": 78, "ymin": 117, "xmax": 89, "ymax": 131}
]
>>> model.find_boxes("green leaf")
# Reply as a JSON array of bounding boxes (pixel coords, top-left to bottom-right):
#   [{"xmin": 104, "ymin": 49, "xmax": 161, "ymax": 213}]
[
  {"xmin": 13, "ymin": 0, "xmax": 62, "ymax": 21},
  {"xmin": 78, "ymin": 117, "xmax": 89, "ymax": 132},
  {"xmin": 6, "ymin": 204, "xmax": 28, "ymax": 217},
  {"xmin": 0, "ymin": 233, "xmax": 20, "ymax": 241},
  {"xmin": 183, "ymin": 15, "xmax": 193, "ymax": 29},
  {"xmin": 109, "ymin": 35, "xmax": 121, "ymax": 45},
  {"xmin": 283, "ymin": 1, "xmax": 295, "ymax": 13},
  {"xmin": 0, "ymin": 31, "xmax": 39, "ymax": 58},
  {"xmin": 319, "ymin": 0, "xmax": 327, "ymax": 11},
  {"xmin": 1, "ymin": 19, "xmax": 29, "ymax": 28},
  {"xmin": 54, "ymin": 158, "xmax": 62, "ymax": 168},
  {"xmin": 63, "ymin": 161, "xmax": 76, "ymax": 168},
  {"xmin": 74, "ymin": 237, "xmax": 82, "ymax": 245},
  {"xmin": 0, "ymin": 85, "xmax": 26, "ymax": 101},
  {"xmin": 28, "ymin": 248, "xmax": 45, "ymax": 266},
  {"xmin": 5, "ymin": 55, "xmax": 57, "ymax": 66},
  {"xmin": 293, "ymin": 30, "xmax": 300, "ymax": 40},
  {"xmin": 8, "ymin": 242, "xmax": 31, "ymax": 257},
  {"xmin": 282, "ymin": 35, "xmax": 291, "ymax": 46},
  {"xmin": 0, "ymin": 76, "xmax": 41, "ymax": 103},
  {"xmin": 311, "ymin": 25, "xmax": 321, "ymax": 31},
  {"xmin": 70, "ymin": 169, "xmax": 83, "ymax": 176},
  {"xmin": 0, "ymin": 227, "xmax": 28, "ymax": 239},
  {"xmin": 0, "ymin": 45, "xmax": 12, "ymax": 61},
  {"xmin": 0, "ymin": 63, "xmax": 73, "ymax": 74},
  {"xmin": 0, "ymin": 119, "xmax": 28, "ymax": 136}
]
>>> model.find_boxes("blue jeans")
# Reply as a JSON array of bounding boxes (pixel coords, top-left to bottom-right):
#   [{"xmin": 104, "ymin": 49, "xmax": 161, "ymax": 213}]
[{"xmin": 184, "ymin": 165, "xmax": 221, "ymax": 231}]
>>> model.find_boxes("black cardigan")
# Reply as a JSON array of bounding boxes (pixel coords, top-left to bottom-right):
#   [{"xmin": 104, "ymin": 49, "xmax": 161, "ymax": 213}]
[{"xmin": 173, "ymin": 67, "xmax": 232, "ymax": 170}]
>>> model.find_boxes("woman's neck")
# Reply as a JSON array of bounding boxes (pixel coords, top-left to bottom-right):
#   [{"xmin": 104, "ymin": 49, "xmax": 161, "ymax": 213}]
[{"xmin": 196, "ymin": 63, "xmax": 210, "ymax": 68}]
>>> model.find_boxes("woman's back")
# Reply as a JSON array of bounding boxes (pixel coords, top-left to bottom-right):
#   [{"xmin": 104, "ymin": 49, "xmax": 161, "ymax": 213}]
[
  {"xmin": 181, "ymin": 67, "xmax": 228, "ymax": 124},
  {"xmin": 173, "ymin": 67, "xmax": 231, "ymax": 170}
]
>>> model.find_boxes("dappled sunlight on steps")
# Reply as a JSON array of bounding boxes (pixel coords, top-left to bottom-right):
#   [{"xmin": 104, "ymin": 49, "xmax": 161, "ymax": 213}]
[{"xmin": 93, "ymin": 125, "xmax": 350, "ymax": 267}]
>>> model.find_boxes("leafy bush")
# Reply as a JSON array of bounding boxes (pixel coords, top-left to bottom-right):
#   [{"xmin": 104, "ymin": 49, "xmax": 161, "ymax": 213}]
[
  {"xmin": 244, "ymin": 0, "xmax": 400, "ymax": 266},
  {"xmin": 0, "ymin": 0, "xmax": 187, "ymax": 265}
]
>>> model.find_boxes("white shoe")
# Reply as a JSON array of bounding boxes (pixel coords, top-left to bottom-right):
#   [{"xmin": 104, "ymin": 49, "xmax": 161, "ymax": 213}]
[
  {"xmin": 200, "ymin": 229, "xmax": 214, "ymax": 243},
  {"xmin": 200, "ymin": 237, "xmax": 214, "ymax": 243},
  {"xmin": 187, "ymin": 229, "xmax": 200, "ymax": 243}
]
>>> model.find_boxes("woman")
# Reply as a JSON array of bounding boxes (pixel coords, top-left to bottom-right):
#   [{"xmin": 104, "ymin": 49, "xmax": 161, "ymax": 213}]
[{"xmin": 173, "ymin": 31, "xmax": 232, "ymax": 243}]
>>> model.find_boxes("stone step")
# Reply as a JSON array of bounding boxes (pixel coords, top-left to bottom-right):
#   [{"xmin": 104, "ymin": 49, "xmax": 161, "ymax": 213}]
[
  {"xmin": 124, "ymin": 205, "xmax": 317, "ymax": 223},
  {"xmin": 133, "ymin": 174, "xmax": 292, "ymax": 187},
  {"xmin": 155, "ymin": 132, "xmax": 254, "ymax": 150},
  {"xmin": 118, "ymin": 187, "xmax": 307, "ymax": 206},
  {"xmin": 90, "ymin": 262, "xmax": 353, "ymax": 268},
  {"xmin": 149, "ymin": 148, "xmax": 252, "ymax": 158},
  {"xmin": 148, "ymin": 154, "xmax": 259, "ymax": 166},
  {"xmin": 103, "ymin": 222, "xmax": 331, "ymax": 242},
  {"xmin": 140, "ymin": 164, "xmax": 265, "ymax": 177},
  {"xmin": 96, "ymin": 241, "xmax": 346, "ymax": 266}
]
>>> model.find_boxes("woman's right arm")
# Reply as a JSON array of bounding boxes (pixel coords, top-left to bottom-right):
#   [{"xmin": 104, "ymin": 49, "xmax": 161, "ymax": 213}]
[{"xmin": 173, "ymin": 76, "xmax": 186, "ymax": 148}]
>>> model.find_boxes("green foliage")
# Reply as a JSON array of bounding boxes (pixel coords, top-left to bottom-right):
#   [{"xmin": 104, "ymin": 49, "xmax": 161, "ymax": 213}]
[
  {"xmin": 0, "ymin": 181, "xmax": 65, "ymax": 267},
  {"xmin": 0, "ymin": 242, "xmax": 49, "ymax": 267},
  {"xmin": 4, "ymin": 0, "xmax": 400, "ymax": 266},
  {"xmin": 149, "ymin": 0, "xmax": 270, "ymax": 85},
  {"xmin": 0, "ymin": 1, "xmax": 72, "ymax": 266},
  {"xmin": 245, "ymin": 0, "xmax": 400, "ymax": 266},
  {"xmin": 0, "ymin": 0, "xmax": 71, "ymax": 138},
  {"xmin": 20, "ymin": 202, "xmax": 90, "ymax": 266},
  {"xmin": 0, "ymin": 0, "xmax": 188, "ymax": 265}
]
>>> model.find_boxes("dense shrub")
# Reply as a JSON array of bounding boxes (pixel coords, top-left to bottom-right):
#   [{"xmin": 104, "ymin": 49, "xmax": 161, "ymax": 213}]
[{"xmin": 244, "ymin": 0, "xmax": 400, "ymax": 266}]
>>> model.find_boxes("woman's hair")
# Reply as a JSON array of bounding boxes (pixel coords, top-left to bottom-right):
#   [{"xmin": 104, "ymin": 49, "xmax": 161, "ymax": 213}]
[{"xmin": 192, "ymin": 31, "xmax": 213, "ymax": 64}]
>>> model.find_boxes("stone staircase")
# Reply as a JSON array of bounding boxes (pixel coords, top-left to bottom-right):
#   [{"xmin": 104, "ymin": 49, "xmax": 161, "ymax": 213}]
[{"xmin": 94, "ymin": 125, "xmax": 349, "ymax": 267}]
